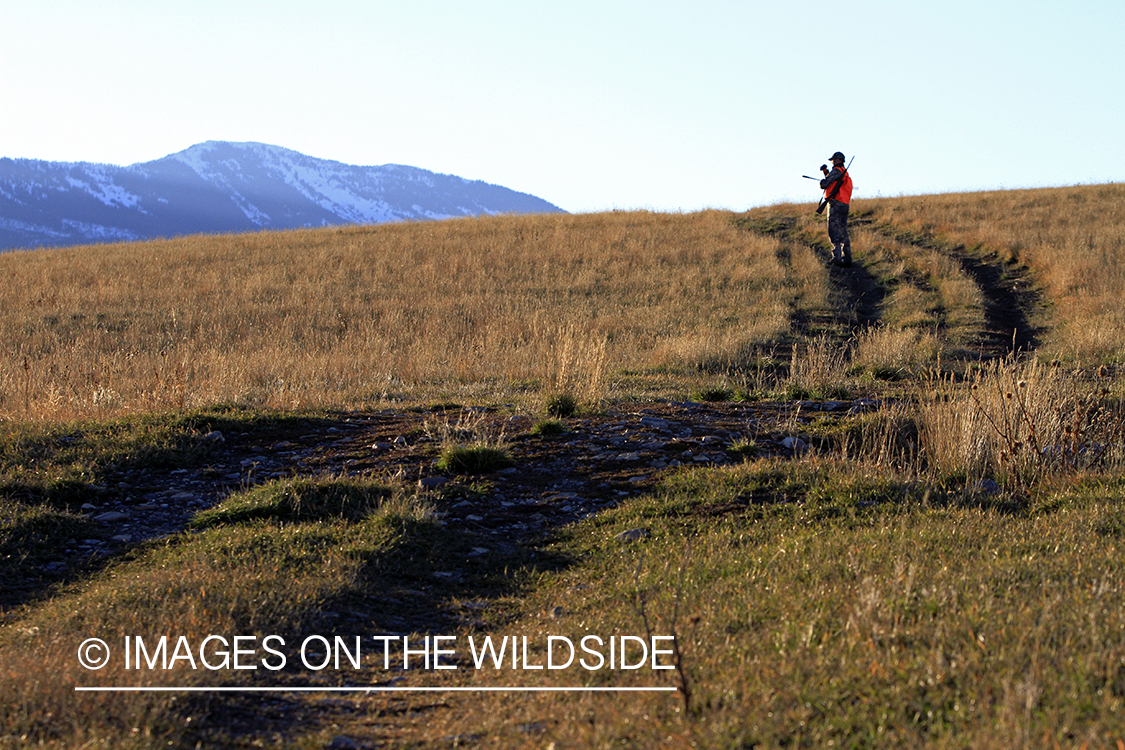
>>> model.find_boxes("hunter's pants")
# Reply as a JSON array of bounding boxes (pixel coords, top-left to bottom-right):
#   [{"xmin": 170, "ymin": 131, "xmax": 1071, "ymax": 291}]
[{"xmin": 827, "ymin": 201, "xmax": 851, "ymax": 262}]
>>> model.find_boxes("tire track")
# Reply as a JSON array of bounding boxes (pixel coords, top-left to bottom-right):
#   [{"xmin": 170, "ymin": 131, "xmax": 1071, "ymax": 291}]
[
  {"xmin": 737, "ymin": 212, "xmax": 888, "ymax": 342},
  {"xmin": 868, "ymin": 223, "xmax": 1044, "ymax": 357}
]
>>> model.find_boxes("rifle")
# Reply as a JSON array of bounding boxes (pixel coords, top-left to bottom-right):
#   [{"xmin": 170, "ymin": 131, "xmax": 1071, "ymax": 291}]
[{"xmin": 815, "ymin": 155, "xmax": 854, "ymax": 215}]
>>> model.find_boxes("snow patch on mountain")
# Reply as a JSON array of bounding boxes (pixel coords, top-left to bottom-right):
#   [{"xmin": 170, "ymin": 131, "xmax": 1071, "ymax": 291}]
[{"xmin": 60, "ymin": 220, "xmax": 140, "ymax": 242}]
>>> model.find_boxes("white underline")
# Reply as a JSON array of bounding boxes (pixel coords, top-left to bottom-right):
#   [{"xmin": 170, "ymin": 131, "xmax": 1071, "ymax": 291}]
[{"xmin": 75, "ymin": 686, "xmax": 677, "ymax": 693}]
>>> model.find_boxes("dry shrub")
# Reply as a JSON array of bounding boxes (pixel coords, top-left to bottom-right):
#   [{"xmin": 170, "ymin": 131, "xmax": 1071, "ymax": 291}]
[
  {"xmin": 832, "ymin": 400, "xmax": 921, "ymax": 471},
  {"xmin": 919, "ymin": 358, "xmax": 1125, "ymax": 485}
]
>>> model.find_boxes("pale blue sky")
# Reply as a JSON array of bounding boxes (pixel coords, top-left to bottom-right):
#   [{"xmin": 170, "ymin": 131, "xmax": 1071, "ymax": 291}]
[{"xmin": 2, "ymin": 0, "xmax": 1121, "ymax": 213}]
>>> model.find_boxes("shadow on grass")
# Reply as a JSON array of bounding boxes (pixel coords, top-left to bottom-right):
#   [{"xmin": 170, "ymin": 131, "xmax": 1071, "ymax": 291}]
[
  {"xmin": 161, "ymin": 478, "xmax": 576, "ymax": 747},
  {"xmin": 0, "ymin": 406, "xmax": 345, "ymax": 611}
]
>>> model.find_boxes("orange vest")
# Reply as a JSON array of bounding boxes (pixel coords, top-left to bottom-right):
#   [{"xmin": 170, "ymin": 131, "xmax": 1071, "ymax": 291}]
[{"xmin": 830, "ymin": 167, "xmax": 853, "ymax": 205}]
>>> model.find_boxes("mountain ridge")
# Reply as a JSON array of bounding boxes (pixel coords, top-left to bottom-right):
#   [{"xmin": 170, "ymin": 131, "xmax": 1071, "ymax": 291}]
[{"xmin": 0, "ymin": 141, "xmax": 564, "ymax": 251}]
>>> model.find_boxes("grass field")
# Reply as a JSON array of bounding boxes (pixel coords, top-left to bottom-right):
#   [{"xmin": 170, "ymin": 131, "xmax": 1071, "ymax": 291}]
[{"xmin": 2, "ymin": 184, "xmax": 1125, "ymax": 748}]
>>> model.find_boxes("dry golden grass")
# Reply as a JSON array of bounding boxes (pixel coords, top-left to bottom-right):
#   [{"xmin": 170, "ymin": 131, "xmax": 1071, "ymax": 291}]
[
  {"xmin": 4, "ymin": 183, "xmax": 1123, "ymax": 422},
  {"xmin": 867, "ymin": 183, "xmax": 1125, "ymax": 361},
  {"xmin": 0, "ymin": 211, "xmax": 798, "ymax": 419}
]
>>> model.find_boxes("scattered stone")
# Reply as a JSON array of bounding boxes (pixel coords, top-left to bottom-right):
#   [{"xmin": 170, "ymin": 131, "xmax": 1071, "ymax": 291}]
[
  {"xmin": 326, "ymin": 736, "xmax": 361, "ymax": 750},
  {"xmin": 549, "ymin": 606, "xmax": 565, "ymax": 619},
  {"xmin": 615, "ymin": 528, "xmax": 652, "ymax": 542},
  {"xmin": 31, "ymin": 399, "xmax": 874, "ymax": 607}
]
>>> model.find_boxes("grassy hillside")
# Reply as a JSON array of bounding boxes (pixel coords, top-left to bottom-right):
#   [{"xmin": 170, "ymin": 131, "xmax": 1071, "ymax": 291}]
[{"xmin": 2, "ymin": 185, "xmax": 1125, "ymax": 748}]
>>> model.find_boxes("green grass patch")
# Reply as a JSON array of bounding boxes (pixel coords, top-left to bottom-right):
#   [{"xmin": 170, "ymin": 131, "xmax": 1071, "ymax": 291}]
[
  {"xmin": 415, "ymin": 461, "xmax": 1125, "ymax": 747},
  {"xmin": 545, "ymin": 392, "xmax": 579, "ymax": 418},
  {"xmin": 189, "ymin": 477, "xmax": 397, "ymax": 528},
  {"xmin": 436, "ymin": 444, "xmax": 515, "ymax": 475},
  {"xmin": 530, "ymin": 419, "xmax": 568, "ymax": 437},
  {"xmin": 692, "ymin": 386, "xmax": 734, "ymax": 403}
]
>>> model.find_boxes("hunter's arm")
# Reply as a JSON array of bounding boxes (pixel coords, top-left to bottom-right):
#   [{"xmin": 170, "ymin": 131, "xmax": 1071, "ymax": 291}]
[{"xmin": 819, "ymin": 167, "xmax": 843, "ymax": 191}]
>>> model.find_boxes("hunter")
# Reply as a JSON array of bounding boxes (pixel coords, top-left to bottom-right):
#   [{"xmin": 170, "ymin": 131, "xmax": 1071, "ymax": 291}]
[{"xmin": 819, "ymin": 151, "xmax": 853, "ymax": 267}]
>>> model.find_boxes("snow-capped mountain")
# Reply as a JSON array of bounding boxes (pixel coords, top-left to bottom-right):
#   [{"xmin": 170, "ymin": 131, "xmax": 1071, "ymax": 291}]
[{"xmin": 0, "ymin": 141, "xmax": 565, "ymax": 251}]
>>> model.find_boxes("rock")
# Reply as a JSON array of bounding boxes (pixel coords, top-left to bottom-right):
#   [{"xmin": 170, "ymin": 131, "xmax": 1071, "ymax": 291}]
[
  {"xmin": 517, "ymin": 722, "xmax": 547, "ymax": 734},
  {"xmin": 974, "ymin": 478, "xmax": 1001, "ymax": 496},
  {"xmin": 419, "ymin": 476, "xmax": 450, "ymax": 489},
  {"xmin": 326, "ymin": 736, "xmax": 361, "ymax": 750},
  {"xmin": 111, "ymin": 534, "xmax": 133, "ymax": 543},
  {"xmin": 203, "ymin": 431, "xmax": 225, "ymax": 443},
  {"xmin": 640, "ymin": 417, "xmax": 670, "ymax": 432},
  {"xmin": 93, "ymin": 511, "xmax": 129, "ymax": 522},
  {"xmin": 549, "ymin": 606, "xmax": 565, "ymax": 619},
  {"xmin": 615, "ymin": 528, "xmax": 651, "ymax": 542},
  {"xmin": 849, "ymin": 398, "xmax": 878, "ymax": 414},
  {"xmin": 781, "ymin": 437, "xmax": 808, "ymax": 454}
]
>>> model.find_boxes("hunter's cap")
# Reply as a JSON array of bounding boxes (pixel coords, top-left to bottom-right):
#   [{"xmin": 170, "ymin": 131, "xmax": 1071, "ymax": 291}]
[{"xmin": 830, "ymin": 151, "xmax": 845, "ymax": 162}]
